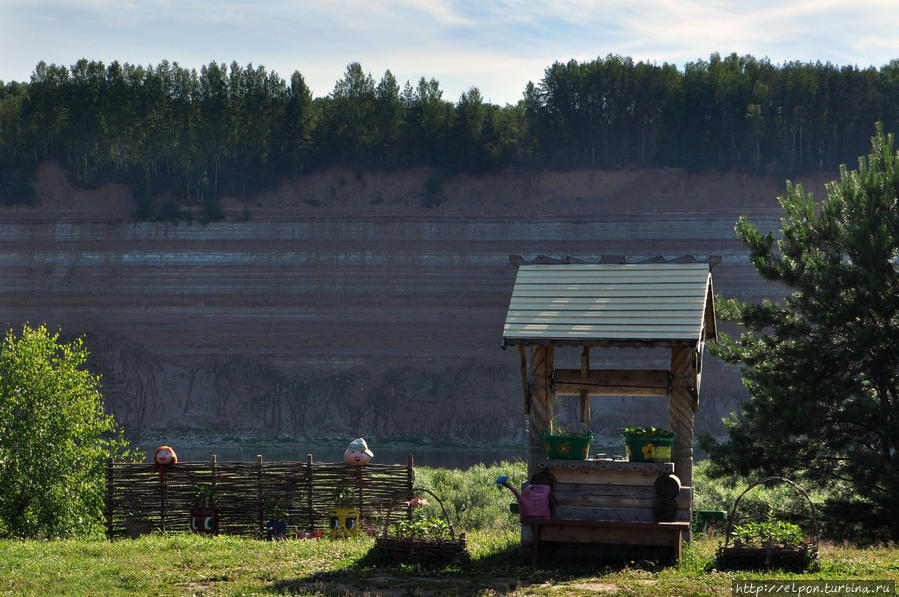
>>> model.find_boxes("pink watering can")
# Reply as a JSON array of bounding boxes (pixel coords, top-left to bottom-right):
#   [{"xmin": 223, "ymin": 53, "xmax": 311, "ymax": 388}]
[{"xmin": 495, "ymin": 475, "xmax": 551, "ymax": 518}]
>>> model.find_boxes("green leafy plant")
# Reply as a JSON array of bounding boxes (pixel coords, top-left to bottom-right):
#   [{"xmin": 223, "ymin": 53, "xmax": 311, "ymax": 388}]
[
  {"xmin": 388, "ymin": 493, "xmax": 453, "ymax": 539},
  {"xmin": 332, "ymin": 485, "xmax": 357, "ymax": 509},
  {"xmin": 391, "ymin": 517, "xmax": 452, "ymax": 540},
  {"xmin": 191, "ymin": 484, "xmax": 219, "ymax": 509},
  {"xmin": 623, "ymin": 426, "xmax": 675, "ymax": 438},
  {"xmin": 263, "ymin": 500, "xmax": 289, "ymax": 522},
  {"xmin": 732, "ymin": 521, "xmax": 804, "ymax": 548},
  {"xmin": 0, "ymin": 324, "xmax": 138, "ymax": 538}
]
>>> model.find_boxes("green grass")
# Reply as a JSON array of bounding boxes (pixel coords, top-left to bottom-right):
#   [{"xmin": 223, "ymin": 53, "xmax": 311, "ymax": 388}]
[{"xmin": 0, "ymin": 532, "xmax": 896, "ymax": 596}]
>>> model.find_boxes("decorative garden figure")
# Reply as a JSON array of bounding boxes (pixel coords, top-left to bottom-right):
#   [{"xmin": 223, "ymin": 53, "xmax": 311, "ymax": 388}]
[
  {"xmin": 153, "ymin": 445, "xmax": 177, "ymax": 483},
  {"xmin": 343, "ymin": 438, "xmax": 373, "ymax": 466}
]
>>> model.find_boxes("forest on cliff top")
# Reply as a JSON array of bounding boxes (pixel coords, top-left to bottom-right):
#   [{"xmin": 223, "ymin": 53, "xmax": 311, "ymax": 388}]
[{"xmin": 0, "ymin": 53, "xmax": 897, "ymax": 214}]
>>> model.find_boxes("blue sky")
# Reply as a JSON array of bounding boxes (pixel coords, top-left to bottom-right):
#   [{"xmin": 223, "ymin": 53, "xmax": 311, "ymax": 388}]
[{"xmin": 2, "ymin": 0, "xmax": 898, "ymax": 105}]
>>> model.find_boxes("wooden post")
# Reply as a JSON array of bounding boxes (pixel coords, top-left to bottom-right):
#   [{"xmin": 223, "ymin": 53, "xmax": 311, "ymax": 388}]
[
  {"xmin": 519, "ymin": 344, "xmax": 530, "ymax": 414},
  {"xmin": 356, "ymin": 466, "xmax": 364, "ymax": 520},
  {"xmin": 161, "ymin": 460, "xmax": 167, "ymax": 532},
  {"xmin": 306, "ymin": 454, "xmax": 314, "ymax": 532},
  {"xmin": 579, "ymin": 347, "xmax": 591, "ymax": 424},
  {"xmin": 105, "ymin": 458, "xmax": 114, "ymax": 539},
  {"xmin": 669, "ymin": 344, "xmax": 696, "ymax": 540},
  {"xmin": 407, "ymin": 454, "xmax": 415, "ymax": 521},
  {"xmin": 528, "ymin": 345, "xmax": 554, "ymax": 479},
  {"xmin": 211, "ymin": 454, "xmax": 217, "ymax": 533},
  {"xmin": 580, "ymin": 390, "xmax": 591, "ymax": 425},
  {"xmin": 257, "ymin": 455, "xmax": 264, "ymax": 534}
]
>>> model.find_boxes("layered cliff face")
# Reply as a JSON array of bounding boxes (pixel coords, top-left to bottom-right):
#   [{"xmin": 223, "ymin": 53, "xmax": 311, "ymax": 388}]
[{"xmin": 0, "ymin": 162, "xmax": 831, "ymax": 443}]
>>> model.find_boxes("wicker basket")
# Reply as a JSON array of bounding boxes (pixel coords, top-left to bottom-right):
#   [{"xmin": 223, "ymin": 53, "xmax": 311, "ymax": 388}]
[
  {"xmin": 716, "ymin": 477, "xmax": 818, "ymax": 572},
  {"xmin": 372, "ymin": 487, "xmax": 469, "ymax": 563}
]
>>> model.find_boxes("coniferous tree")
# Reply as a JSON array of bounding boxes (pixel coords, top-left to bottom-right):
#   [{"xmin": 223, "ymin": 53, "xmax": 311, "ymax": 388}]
[
  {"xmin": 1, "ymin": 55, "xmax": 897, "ymax": 208},
  {"xmin": 705, "ymin": 124, "xmax": 899, "ymax": 542}
]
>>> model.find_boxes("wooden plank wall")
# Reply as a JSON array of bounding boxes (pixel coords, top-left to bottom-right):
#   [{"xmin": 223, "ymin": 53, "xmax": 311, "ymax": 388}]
[
  {"xmin": 533, "ymin": 461, "xmax": 690, "ymax": 546},
  {"xmin": 105, "ymin": 458, "xmax": 413, "ymax": 538},
  {"xmin": 553, "ymin": 483, "xmax": 692, "ymax": 524}
]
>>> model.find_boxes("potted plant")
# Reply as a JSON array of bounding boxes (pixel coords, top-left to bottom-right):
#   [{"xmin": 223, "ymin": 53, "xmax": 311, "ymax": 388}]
[
  {"xmin": 541, "ymin": 427, "xmax": 594, "ymax": 460},
  {"xmin": 190, "ymin": 483, "xmax": 219, "ymax": 535},
  {"xmin": 328, "ymin": 485, "xmax": 360, "ymax": 539},
  {"xmin": 124, "ymin": 510, "xmax": 154, "ymax": 538},
  {"xmin": 719, "ymin": 520, "xmax": 817, "ymax": 571},
  {"xmin": 372, "ymin": 488, "xmax": 469, "ymax": 562},
  {"xmin": 717, "ymin": 477, "xmax": 819, "ymax": 571},
  {"xmin": 264, "ymin": 500, "xmax": 289, "ymax": 540},
  {"xmin": 623, "ymin": 426, "xmax": 676, "ymax": 462}
]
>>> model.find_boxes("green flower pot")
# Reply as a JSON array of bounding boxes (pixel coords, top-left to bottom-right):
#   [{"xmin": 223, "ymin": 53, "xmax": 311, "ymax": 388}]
[
  {"xmin": 623, "ymin": 433, "xmax": 676, "ymax": 462},
  {"xmin": 542, "ymin": 429, "xmax": 594, "ymax": 460}
]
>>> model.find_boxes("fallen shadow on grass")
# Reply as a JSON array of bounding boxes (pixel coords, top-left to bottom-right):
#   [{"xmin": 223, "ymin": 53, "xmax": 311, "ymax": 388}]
[{"xmin": 266, "ymin": 542, "xmax": 677, "ymax": 596}]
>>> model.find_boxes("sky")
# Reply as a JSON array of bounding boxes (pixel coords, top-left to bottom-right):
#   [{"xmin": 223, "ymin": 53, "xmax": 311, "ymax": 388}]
[{"xmin": 1, "ymin": 0, "xmax": 898, "ymax": 105}]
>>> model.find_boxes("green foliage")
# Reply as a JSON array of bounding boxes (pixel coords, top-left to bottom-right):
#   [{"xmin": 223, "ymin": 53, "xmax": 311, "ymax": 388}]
[
  {"xmin": 0, "ymin": 55, "xmax": 896, "ymax": 212},
  {"xmin": 262, "ymin": 500, "xmax": 288, "ymax": 522},
  {"xmin": 692, "ymin": 461, "xmax": 825, "ymax": 533},
  {"xmin": 190, "ymin": 484, "xmax": 219, "ymax": 509},
  {"xmin": 390, "ymin": 517, "xmax": 452, "ymax": 540},
  {"xmin": 0, "ymin": 324, "xmax": 136, "ymax": 538},
  {"xmin": 623, "ymin": 426, "xmax": 675, "ymax": 438},
  {"xmin": 332, "ymin": 485, "xmax": 358, "ymax": 509},
  {"xmin": 705, "ymin": 125, "xmax": 899, "ymax": 542},
  {"xmin": 732, "ymin": 521, "xmax": 804, "ymax": 548},
  {"xmin": 0, "ymin": 162, "xmax": 35, "ymax": 205},
  {"xmin": 413, "ymin": 461, "xmax": 524, "ymax": 532}
]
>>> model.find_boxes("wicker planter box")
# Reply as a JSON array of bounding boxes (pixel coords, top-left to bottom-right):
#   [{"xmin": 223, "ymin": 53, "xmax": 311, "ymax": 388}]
[
  {"xmin": 370, "ymin": 488, "xmax": 469, "ymax": 563},
  {"xmin": 373, "ymin": 535, "xmax": 469, "ymax": 563},
  {"xmin": 716, "ymin": 543, "xmax": 817, "ymax": 572},
  {"xmin": 717, "ymin": 477, "xmax": 818, "ymax": 572}
]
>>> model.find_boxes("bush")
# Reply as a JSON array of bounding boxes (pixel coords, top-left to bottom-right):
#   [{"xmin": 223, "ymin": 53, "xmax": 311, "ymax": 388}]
[
  {"xmin": 413, "ymin": 460, "xmax": 526, "ymax": 532},
  {"xmin": 0, "ymin": 324, "xmax": 136, "ymax": 538},
  {"xmin": 693, "ymin": 461, "xmax": 831, "ymax": 539}
]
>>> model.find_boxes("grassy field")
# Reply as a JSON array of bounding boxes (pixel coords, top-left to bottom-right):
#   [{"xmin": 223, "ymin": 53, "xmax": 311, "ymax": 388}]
[
  {"xmin": 0, "ymin": 531, "xmax": 897, "ymax": 596},
  {"xmin": 1, "ymin": 461, "xmax": 896, "ymax": 596}
]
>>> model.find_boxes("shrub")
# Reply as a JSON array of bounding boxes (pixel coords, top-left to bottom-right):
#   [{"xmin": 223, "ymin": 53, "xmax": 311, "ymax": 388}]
[
  {"xmin": 693, "ymin": 461, "xmax": 833, "ymax": 538},
  {"xmin": 413, "ymin": 460, "xmax": 525, "ymax": 532},
  {"xmin": 0, "ymin": 324, "xmax": 137, "ymax": 538}
]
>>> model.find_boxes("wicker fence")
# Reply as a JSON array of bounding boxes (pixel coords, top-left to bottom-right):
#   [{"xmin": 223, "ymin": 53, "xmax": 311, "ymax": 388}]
[{"xmin": 105, "ymin": 454, "xmax": 414, "ymax": 538}]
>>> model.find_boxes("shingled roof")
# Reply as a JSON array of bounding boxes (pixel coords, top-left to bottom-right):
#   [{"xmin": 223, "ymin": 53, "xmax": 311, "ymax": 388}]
[{"xmin": 502, "ymin": 261, "xmax": 716, "ymax": 347}]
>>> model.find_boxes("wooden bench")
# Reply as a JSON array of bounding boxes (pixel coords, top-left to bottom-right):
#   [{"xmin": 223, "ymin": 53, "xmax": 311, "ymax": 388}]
[{"xmin": 521, "ymin": 517, "xmax": 691, "ymax": 565}]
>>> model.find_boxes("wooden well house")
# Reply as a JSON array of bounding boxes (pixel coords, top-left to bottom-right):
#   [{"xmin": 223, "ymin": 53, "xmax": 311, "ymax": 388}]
[{"xmin": 501, "ymin": 256, "xmax": 717, "ymax": 563}]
